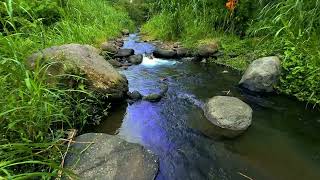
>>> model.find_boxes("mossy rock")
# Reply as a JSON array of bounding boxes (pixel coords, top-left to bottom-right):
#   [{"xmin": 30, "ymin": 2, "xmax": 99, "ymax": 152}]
[{"xmin": 27, "ymin": 44, "xmax": 128, "ymax": 99}]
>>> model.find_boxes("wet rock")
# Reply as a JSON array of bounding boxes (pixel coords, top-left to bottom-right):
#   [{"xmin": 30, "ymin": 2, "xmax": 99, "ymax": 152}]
[
  {"xmin": 65, "ymin": 133, "xmax": 158, "ymax": 180},
  {"xmin": 197, "ymin": 41, "xmax": 219, "ymax": 57},
  {"xmin": 143, "ymin": 94, "xmax": 162, "ymax": 102},
  {"xmin": 159, "ymin": 83, "xmax": 169, "ymax": 96},
  {"xmin": 27, "ymin": 44, "xmax": 128, "ymax": 99},
  {"xmin": 108, "ymin": 59, "xmax": 122, "ymax": 67},
  {"xmin": 128, "ymin": 54, "xmax": 143, "ymax": 65},
  {"xmin": 153, "ymin": 48, "xmax": 177, "ymax": 59},
  {"xmin": 121, "ymin": 29, "xmax": 130, "ymax": 36},
  {"xmin": 116, "ymin": 38, "xmax": 124, "ymax": 47},
  {"xmin": 127, "ymin": 90, "xmax": 143, "ymax": 101},
  {"xmin": 204, "ymin": 96, "xmax": 252, "ymax": 138},
  {"xmin": 100, "ymin": 42, "xmax": 118, "ymax": 54},
  {"xmin": 239, "ymin": 56, "xmax": 281, "ymax": 93},
  {"xmin": 122, "ymin": 62, "xmax": 133, "ymax": 67},
  {"xmin": 181, "ymin": 57, "xmax": 200, "ymax": 62},
  {"xmin": 115, "ymin": 49, "xmax": 135, "ymax": 58},
  {"xmin": 176, "ymin": 47, "xmax": 192, "ymax": 58}
]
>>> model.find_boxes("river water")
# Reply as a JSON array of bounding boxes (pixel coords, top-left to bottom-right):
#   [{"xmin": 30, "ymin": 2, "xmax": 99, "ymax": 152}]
[{"xmin": 95, "ymin": 34, "xmax": 320, "ymax": 180}]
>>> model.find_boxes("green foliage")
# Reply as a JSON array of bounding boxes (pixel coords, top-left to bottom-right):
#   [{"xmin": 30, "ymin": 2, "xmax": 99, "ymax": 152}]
[
  {"xmin": 248, "ymin": 0, "xmax": 320, "ymax": 105},
  {"xmin": 142, "ymin": 12, "xmax": 178, "ymax": 40},
  {"xmin": 0, "ymin": 0, "xmax": 63, "ymax": 33},
  {"xmin": 144, "ymin": 0, "xmax": 320, "ymax": 106},
  {"xmin": 0, "ymin": 0, "xmax": 133, "ymax": 178},
  {"xmin": 109, "ymin": 0, "xmax": 153, "ymax": 25},
  {"xmin": 142, "ymin": 0, "xmax": 261, "ymax": 40}
]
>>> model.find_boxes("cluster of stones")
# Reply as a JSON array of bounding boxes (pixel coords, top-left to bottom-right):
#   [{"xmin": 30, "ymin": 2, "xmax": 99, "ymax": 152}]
[
  {"xmin": 151, "ymin": 40, "xmax": 221, "ymax": 62},
  {"xmin": 100, "ymin": 30, "xmax": 143, "ymax": 70},
  {"xmin": 127, "ymin": 83, "xmax": 168, "ymax": 104},
  {"xmin": 203, "ymin": 56, "xmax": 281, "ymax": 138}
]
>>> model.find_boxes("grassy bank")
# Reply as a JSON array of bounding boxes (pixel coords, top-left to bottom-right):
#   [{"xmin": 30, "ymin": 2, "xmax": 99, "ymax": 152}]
[
  {"xmin": 141, "ymin": 0, "xmax": 320, "ymax": 106},
  {"xmin": 0, "ymin": 0, "xmax": 133, "ymax": 178}
]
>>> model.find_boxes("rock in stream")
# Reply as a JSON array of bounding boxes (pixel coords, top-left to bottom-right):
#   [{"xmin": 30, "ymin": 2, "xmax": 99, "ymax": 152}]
[
  {"xmin": 204, "ymin": 96, "xmax": 253, "ymax": 138},
  {"xmin": 65, "ymin": 133, "xmax": 159, "ymax": 180},
  {"xmin": 239, "ymin": 56, "xmax": 281, "ymax": 93}
]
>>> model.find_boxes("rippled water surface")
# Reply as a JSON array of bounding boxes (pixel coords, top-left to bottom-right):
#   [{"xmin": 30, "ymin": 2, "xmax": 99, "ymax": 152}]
[{"xmin": 95, "ymin": 34, "xmax": 320, "ymax": 180}]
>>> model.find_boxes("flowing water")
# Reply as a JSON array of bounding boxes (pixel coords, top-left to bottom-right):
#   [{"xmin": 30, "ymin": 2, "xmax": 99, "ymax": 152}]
[{"xmin": 95, "ymin": 34, "xmax": 320, "ymax": 180}]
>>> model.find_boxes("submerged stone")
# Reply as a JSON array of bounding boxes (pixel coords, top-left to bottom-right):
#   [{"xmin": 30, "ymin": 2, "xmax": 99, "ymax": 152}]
[
  {"xmin": 128, "ymin": 90, "xmax": 143, "ymax": 101},
  {"xmin": 143, "ymin": 93, "xmax": 162, "ymax": 102}
]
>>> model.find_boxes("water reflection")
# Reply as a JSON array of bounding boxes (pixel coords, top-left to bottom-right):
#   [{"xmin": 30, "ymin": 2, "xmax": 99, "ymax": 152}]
[
  {"xmin": 94, "ymin": 34, "xmax": 320, "ymax": 180},
  {"xmin": 123, "ymin": 34, "xmax": 155, "ymax": 54}
]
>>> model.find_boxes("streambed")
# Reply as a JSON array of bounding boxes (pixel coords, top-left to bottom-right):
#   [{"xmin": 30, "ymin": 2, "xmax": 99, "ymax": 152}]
[{"xmin": 95, "ymin": 34, "xmax": 320, "ymax": 180}]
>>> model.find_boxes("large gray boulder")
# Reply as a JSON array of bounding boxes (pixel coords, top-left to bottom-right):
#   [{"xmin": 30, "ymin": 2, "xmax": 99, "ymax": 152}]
[
  {"xmin": 239, "ymin": 56, "xmax": 281, "ymax": 93},
  {"xmin": 204, "ymin": 96, "xmax": 253, "ymax": 137},
  {"xmin": 27, "ymin": 44, "xmax": 128, "ymax": 99},
  {"xmin": 65, "ymin": 133, "xmax": 159, "ymax": 180},
  {"xmin": 153, "ymin": 48, "xmax": 177, "ymax": 59}
]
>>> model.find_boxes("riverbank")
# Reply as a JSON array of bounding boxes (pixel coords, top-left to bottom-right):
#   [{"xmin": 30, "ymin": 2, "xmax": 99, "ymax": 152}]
[
  {"xmin": 141, "ymin": 0, "xmax": 320, "ymax": 107},
  {"xmin": 0, "ymin": 0, "xmax": 134, "ymax": 178},
  {"xmin": 141, "ymin": 28, "xmax": 320, "ymax": 108}
]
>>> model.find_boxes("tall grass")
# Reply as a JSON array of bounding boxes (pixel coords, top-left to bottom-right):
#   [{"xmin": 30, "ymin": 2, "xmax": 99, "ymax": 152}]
[
  {"xmin": 143, "ymin": 0, "xmax": 320, "ymax": 106},
  {"xmin": 142, "ymin": 0, "xmax": 260, "ymax": 41},
  {"xmin": 248, "ymin": 0, "xmax": 320, "ymax": 105},
  {"xmin": 0, "ymin": 0, "xmax": 133, "ymax": 178}
]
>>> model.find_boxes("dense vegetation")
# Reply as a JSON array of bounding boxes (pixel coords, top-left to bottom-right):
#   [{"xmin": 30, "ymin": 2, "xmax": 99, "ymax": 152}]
[
  {"xmin": 1, "ymin": 0, "xmax": 319, "ymax": 178},
  {"xmin": 142, "ymin": 0, "xmax": 320, "ymax": 105},
  {"xmin": 0, "ymin": 0, "xmax": 133, "ymax": 178}
]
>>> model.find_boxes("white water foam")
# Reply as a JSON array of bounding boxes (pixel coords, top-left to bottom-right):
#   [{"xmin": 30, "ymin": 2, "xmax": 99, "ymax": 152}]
[{"xmin": 141, "ymin": 56, "xmax": 177, "ymax": 67}]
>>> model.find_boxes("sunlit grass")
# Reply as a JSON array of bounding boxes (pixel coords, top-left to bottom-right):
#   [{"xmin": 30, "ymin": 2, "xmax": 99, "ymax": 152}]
[{"xmin": 0, "ymin": 0, "xmax": 134, "ymax": 178}]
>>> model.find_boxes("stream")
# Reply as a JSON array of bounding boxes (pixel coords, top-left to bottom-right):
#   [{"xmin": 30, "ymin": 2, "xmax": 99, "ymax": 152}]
[{"xmin": 95, "ymin": 34, "xmax": 320, "ymax": 180}]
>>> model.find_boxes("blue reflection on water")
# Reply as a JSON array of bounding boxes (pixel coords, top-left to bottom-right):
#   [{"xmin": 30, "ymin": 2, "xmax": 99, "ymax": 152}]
[
  {"xmin": 123, "ymin": 34, "xmax": 155, "ymax": 54},
  {"xmin": 97, "ymin": 33, "xmax": 320, "ymax": 180}
]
